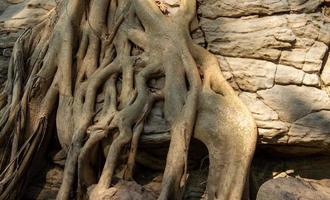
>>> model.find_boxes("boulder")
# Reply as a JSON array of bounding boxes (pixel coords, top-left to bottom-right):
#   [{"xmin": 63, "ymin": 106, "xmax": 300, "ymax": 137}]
[
  {"xmin": 257, "ymin": 85, "xmax": 330, "ymax": 123},
  {"xmin": 257, "ymin": 177, "xmax": 330, "ymax": 200},
  {"xmin": 222, "ymin": 57, "xmax": 276, "ymax": 92}
]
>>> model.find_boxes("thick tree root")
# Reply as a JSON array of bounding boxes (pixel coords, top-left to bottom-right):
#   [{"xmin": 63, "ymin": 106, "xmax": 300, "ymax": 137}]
[{"xmin": 0, "ymin": 0, "xmax": 257, "ymax": 199}]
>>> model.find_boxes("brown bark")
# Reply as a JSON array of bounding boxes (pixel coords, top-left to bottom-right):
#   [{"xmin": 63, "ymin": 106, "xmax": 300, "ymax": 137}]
[{"xmin": 0, "ymin": 0, "xmax": 257, "ymax": 199}]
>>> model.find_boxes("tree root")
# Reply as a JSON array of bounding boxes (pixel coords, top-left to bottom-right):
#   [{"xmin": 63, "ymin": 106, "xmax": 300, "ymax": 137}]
[{"xmin": 0, "ymin": 0, "xmax": 257, "ymax": 200}]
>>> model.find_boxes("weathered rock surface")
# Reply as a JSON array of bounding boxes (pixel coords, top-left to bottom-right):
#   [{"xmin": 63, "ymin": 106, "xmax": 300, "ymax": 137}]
[
  {"xmin": 199, "ymin": 0, "xmax": 330, "ymax": 153},
  {"xmin": 251, "ymin": 155, "xmax": 330, "ymax": 198},
  {"xmin": 201, "ymin": 14, "xmax": 329, "ymax": 65},
  {"xmin": 221, "ymin": 57, "xmax": 276, "ymax": 92},
  {"xmin": 257, "ymin": 85, "xmax": 330, "ymax": 123},
  {"xmin": 288, "ymin": 111, "xmax": 330, "ymax": 147},
  {"xmin": 0, "ymin": 0, "xmax": 329, "ymax": 199},
  {"xmin": 199, "ymin": 0, "xmax": 323, "ymax": 18},
  {"xmin": 0, "ymin": 0, "xmax": 55, "ymax": 29},
  {"xmin": 250, "ymin": 85, "xmax": 330, "ymax": 150},
  {"xmin": 1, "ymin": 0, "xmax": 330, "ymax": 156},
  {"xmin": 275, "ymin": 64, "xmax": 304, "ymax": 85},
  {"xmin": 0, "ymin": 0, "xmax": 55, "ymax": 88},
  {"xmin": 256, "ymin": 177, "xmax": 330, "ymax": 200},
  {"xmin": 88, "ymin": 181, "xmax": 158, "ymax": 200}
]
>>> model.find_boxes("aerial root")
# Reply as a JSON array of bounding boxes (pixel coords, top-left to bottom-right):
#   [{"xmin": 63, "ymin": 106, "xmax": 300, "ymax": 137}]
[
  {"xmin": 77, "ymin": 127, "xmax": 111, "ymax": 197},
  {"xmin": 123, "ymin": 91, "xmax": 162, "ymax": 180},
  {"xmin": 123, "ymin": 122, "xmax": 144, "ymax": 180},
  {"xmin": 0, "ymin": 117, "xmax": 48, "ymax": 199},
  {"xmin": 0, "ymin": 1, "xmax": 258, "ymax": 200}
]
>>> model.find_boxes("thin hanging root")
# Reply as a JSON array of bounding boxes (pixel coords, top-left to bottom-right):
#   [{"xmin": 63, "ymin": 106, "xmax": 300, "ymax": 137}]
[
  {"xmin": 0, "ymin": 0, "xmax": 257, "ymax": 200},
  {"xmin": 91, "ymin": 64, "xmax": 163, "ymax": 194},
  {"xmin": 0, "ymin": 117, "xmax": 48, "ymax": 200},
  {"xmin": 123, "ymin": 92, "xmax": 162, "ymax": 180},
  {"xmin": 95, "ymin": 126, "xmax": 133, "ymax": 191},
  {"xmin": 77, "ymin": 129, "xmax": 108, "ymax": 192},
  {"xmin": 0, "ymin": 105, "xmax": 19, "ymax": 145},
  {"xmin": 57, "ymin": 62, "xmax": 122, "ymax": 200},
  {"xmin": 0, "ymin": 93, "xmax": 6, "ymax": 110},
  {"xmin": 4, "ymin": 113, "xmax": 21, "ymax": 184},
  {"xmin": 123, "ymin": 122, "xmax": 144, "ymax": 180},
  {"xmin": 0, "ymin": 64, "xmax": 59, "ymax": 199},
  {"xmin": 58, "ymin": 13, "xmax": 126, "ymax": 197},
  {"xmin": 124, "ymin": 89, "xmax": 164, "ymax": 180},
  {"xmin": 78, "ymin": 76, "xmax": 119, "ymax": 193}
]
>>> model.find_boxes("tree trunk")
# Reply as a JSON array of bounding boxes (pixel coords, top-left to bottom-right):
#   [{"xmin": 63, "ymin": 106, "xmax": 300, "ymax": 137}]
[{"xmin": 0, "ymin": 0, "xmax": 257, "ymax": 199}]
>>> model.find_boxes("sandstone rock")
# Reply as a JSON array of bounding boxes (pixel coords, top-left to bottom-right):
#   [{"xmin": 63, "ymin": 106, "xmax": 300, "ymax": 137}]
[
  {"xmin": 256, "ymin": 120, "xmax": 289, "ymax": 130},
  {"xmin": 0, "ymin": 0, "xmax": 55, "ymax": 29},
  {"xmin": 279, "ymin": 49, "xmax": 306, "ymax": 69},
  {"xmin": 199, "ymin": 0, "xmax": 322, "ymax": 18},
  {"xmin": 257, "ymin": 85, "xmax": 330, "ymax": 122},
  {"xmin": 223, "ymin": 57, "xmax": 276, "ymax": 92},
  {"xmin": 88, "ymin": 181, "xmax": 158, "ymax": 200},
  {"xmin": 321, "ymin": 53, "xmax": 330, "ymax": 86},
  {"xmin": 257, "ymin": 177, "xmax": 330, "ymax": 200},
  {"xmin": 191, "ymin": 28, "xmax": 206, "ymax": 47},
  {"xmin": 258, "ymin": 128, "xmax": 289, "ymax": 144},
  {"xmin": 289, "ymin": 13, "xmax": 330, "ymax": 44},
  {"xmin": 275, "ymin": 64, "xmax": 304, "ymax": 85},
  {"xmin": 288, "ymin": 111, "xmax": 330, "ymax": 147},
  {"xmin": 303, "ymin": 41, "xmax": 328, "ymax": 72},
  {"xmin": 303, "ymin": 73, "xmax": 320, "ymax": 87},
  {"xmin": 201, "ymin": 13, "xmax": 330, "ymax": 68},
  {"xmin": 239, "ymin": 92, "xmax": 278, "ymax": 121},
  {"xmin": 278, "ymin": 40, "xmax": 327, "ymax": 72},
  {"xmin": 256, "ymin": 120, "xmax": 290, "ymax": 144},
  {"xmin": 251, "ymin": 155, "xmax": 330, "ymax": 198},
  {"xmin": 201, "ymin": 16, "xmax": 294, "ymax": 61}
]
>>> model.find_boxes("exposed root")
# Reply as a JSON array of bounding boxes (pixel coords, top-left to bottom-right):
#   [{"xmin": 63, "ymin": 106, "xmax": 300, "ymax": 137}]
[{"xmin": 0, "ymin": 0, "xmax": 257, "ymax": 200}]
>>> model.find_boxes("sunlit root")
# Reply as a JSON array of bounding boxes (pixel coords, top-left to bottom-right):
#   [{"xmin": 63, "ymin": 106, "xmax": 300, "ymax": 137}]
[{"xmin": 0, "ymin": 0, "xmax": 257, "ymax": 200}]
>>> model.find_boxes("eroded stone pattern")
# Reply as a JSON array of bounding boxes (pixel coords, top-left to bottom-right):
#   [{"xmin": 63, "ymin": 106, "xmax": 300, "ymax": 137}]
[
  {"xmin": 199, "ymin": 0, "xmax": 330, "ymax": 154},
  {"xmin": 199, "ymin": 0, "xmax": 323, "ymax": 18},
  {"xmin": 2, "ymin": 0, "xmax": 330, "ymax": 154}
]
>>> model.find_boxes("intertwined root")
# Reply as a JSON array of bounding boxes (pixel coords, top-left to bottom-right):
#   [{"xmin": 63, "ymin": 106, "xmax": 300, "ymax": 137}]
[{"xmin": 0, "ymin": 0, "xmax": 257, "ymax": 200}]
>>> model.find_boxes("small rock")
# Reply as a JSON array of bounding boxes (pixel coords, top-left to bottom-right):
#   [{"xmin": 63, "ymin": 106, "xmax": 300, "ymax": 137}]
[
  {"xmin": 88, "ymin": 181, "xmax": 158, "ymax": 200},
  {"xmin": 279, "ymin": 49, "xmax": 306, "ymax": 69},
  {"xmin": 275, "ymin": 64, "xmax": 304, "ymax": 85},
  {"xmin": 224, "ymin": 57, "xmax": 276, "ymax": 92},
  {"xmin": 257, "ymin": 177, "xmax": 330, "ymax": 200},
  {"xmin": 303, "ymin": 73, "xmax": 320, "ymax": 86},
  {"xmin": 321, "ymin": 54, "xmax": 330, "ymax": 86},
  {"xmin": 2, "ymin": 48, "xmax": 12, "ymax": 57}
]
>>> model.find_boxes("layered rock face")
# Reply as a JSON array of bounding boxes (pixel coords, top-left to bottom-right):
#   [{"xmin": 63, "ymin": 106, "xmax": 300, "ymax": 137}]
[
  {"xmin": 2, "ymin": 0, "xmax": 330, "ymax": 155},
  {"xmin": 197, "ymin": 0, "xmax": 330, "ymax": 155},
  {"xmin": 1, "ymin": 0, "xmax": 330, "ymax": 199}
]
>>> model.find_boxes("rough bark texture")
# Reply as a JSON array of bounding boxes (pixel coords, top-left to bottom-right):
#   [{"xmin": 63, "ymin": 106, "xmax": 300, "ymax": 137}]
[
  {"xmin": 2, "ymin": 0, "xmax": 330, "ymax": 200},
  {"xmin": 0, "ymin": 0, "xmax": 257, "ymax": 199},
  {"xmin": 3, "ymin": 0, "xmax": 330, "ymax": 156}
]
